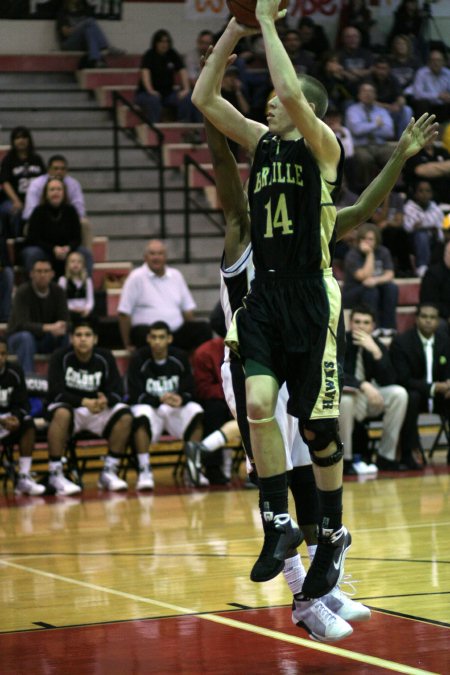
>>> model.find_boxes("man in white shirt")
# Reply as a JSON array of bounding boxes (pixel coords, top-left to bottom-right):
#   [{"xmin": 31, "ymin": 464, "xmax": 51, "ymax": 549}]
[
  {"xmin": 23, "ymin": 154, "xmax": 93, "ymax": 249},
  {"xmin": 118, "ymin": 239, "xmax": 212, "ymax": 353}
]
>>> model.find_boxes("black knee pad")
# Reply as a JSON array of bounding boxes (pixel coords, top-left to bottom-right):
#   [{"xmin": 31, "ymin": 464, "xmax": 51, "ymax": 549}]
[{"xmin": 300, "ymin": 418, "xmax": 343, "ymax": 467}]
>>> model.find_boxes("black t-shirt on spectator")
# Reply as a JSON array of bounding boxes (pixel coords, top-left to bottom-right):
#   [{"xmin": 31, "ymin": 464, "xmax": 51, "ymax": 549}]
[
  {"xmin": 0, "ymin": 152, "xmax": 45, "ymax": 201},
  {"xmin": 137, "ymin": 48, "xmax": 185, "ymax": 96}
]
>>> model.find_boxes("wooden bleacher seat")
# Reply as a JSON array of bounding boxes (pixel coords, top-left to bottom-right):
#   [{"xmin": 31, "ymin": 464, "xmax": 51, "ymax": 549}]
[
  {"xmin": 162, "ymin": 143, "xmax": 212, "ymax": 168},
  {"xmin": 117, "ymin": 105, "xmax": 143, "ymax": 129},
  {"xmin": 0, "ymin": 54, "xmax": 140, "ymax": 73},
  {"xmin": 96, "ymin": 85, "xmax": 135, "ymax": 108},
  {"xmin": 396, "ymin": 278, "xmax": 420, "ymax": 306},
  {"xmin": 137, "ymin": 123, "xmax": 206, "ymax": 147},
  {"xmin": 6, "ymin": 236, "xmax": 108, "ymax": 267},
  {"xmin": 92, "ymin": 261, "xmax": 132, "ymax": 291},
  {"xmin": 77, "ymin": 68, "xmax": 139, "ymax": 90}
]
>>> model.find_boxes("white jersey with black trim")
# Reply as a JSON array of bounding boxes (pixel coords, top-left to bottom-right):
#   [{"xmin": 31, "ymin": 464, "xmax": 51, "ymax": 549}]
[
  {"xmin": 220, "ymin": 243, "xmax": 254, "ymax": 332},
  {"xmin": 219, "ymin": 244, "xmax": 310, "ymax": 469}
]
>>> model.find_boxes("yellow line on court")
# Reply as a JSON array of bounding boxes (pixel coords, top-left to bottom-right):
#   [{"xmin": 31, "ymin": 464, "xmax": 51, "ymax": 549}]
[{"xmin": 0, "ymin": 558, "xmax": 439, "ymax": 675}]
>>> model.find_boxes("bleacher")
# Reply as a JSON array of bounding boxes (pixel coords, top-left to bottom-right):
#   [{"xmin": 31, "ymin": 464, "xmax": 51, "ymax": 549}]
[{"xmin": 0, "ymin": 52, "xmax": 448, "ymax": 488}]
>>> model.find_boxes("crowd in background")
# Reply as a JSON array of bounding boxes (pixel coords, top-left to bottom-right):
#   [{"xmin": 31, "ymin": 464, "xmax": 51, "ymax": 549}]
[{"xmin": 0, "ymin": 0, "xmax": 450, "ymax": 492}]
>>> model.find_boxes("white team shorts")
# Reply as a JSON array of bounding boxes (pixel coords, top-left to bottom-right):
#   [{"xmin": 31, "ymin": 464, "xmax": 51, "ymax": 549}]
[
  {"xmin": 131, "ymin": 401, "xmax": 203, "ymax": 443},
  {"xmin": 48, "ymin": 402, "xmax": 129, "ymax": 437},
  {"xmin": 221, "ymin": 361, "xmax": 311, "ymax": 470}
]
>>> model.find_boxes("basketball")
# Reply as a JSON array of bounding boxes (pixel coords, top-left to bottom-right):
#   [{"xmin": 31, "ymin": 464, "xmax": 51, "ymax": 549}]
[{"xmin": 226, "ymin": 0, "xmax": 288, "ymax": 28}]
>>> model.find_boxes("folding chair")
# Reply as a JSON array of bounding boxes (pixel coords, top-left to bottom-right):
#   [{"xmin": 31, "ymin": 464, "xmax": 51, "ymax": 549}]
[
  {"xmin": 428, "ymin": 414, "xmax": 450, "ymax": 462},
  {"xmin": 0, "ymin": 440, "xmax": 17, "ymax": 494},
  {"xmin": 362, "ymin": 416, "xmax": 427, "ymax": 466}
]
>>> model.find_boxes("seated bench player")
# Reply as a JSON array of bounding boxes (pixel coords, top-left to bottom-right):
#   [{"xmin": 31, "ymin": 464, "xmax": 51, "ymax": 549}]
[
  {"xmin": 0, "ymin": 337, "xmax": 44, "ymax": 496},
  {"xmin": 46, "ymin": 319, "xmax": 134, "ymax": 495},
  {"xmin": 127, "ymin": 321, "xmax": 206, "ymax": 486}
]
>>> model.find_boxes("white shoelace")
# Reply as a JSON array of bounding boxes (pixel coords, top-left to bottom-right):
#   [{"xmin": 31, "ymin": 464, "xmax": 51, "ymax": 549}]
[
  {"xmin": 312, "ymin": 599, "xmax": 338, "ymax": 622},
  {"xmin": 338, "ymin": 573, "xmax": 360, "ymax": 597}
]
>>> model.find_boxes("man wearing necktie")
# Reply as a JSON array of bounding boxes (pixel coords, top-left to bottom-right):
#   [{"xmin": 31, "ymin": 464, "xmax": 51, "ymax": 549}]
[
  {"xmin": 390, "ymin": 303, "xmax": 450, "ymax": 467},
  {"xmin": 340, "ymin": 305, "xmax": 408, "ymax": 473}
]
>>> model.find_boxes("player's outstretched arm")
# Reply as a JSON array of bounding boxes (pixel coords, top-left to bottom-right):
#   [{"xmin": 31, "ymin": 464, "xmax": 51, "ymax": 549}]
[
  {"xmin": 204, "ymin": 117, "xmax": 250, "ymax": 267},
  {"xmin": 256, "ymin": 0, "xmax": 340, "ymax": 176},
  {"xmin": 336, "ymin": 114, "xmax": 439, "ymax": 241},
  {"xmin": 192, "ymin": 22, "xmax": 266, "ymax": 154}
]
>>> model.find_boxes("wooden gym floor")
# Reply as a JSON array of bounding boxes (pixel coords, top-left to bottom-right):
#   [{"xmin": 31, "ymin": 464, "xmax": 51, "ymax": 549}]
[{"xmin": 0, "ymin": 462, "xmax": 449, "ymax": 675}]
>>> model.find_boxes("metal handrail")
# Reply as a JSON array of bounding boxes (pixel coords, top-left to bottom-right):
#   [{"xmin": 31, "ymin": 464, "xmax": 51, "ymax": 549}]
[
  {"xmin": 111, "ymin": 91, "xmax": 166, "ymax": 237},
  {"xmin": 183, "ymin": 154, "xmax": 221, "ymax": 263}
]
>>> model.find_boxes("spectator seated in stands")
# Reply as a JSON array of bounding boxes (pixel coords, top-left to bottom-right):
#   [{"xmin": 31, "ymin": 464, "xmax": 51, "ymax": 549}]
[
  {"xmin": 56, "ymin": 0, "xmax": 124, "ymax": 68},
  {"xmin": 189, "ymin": 336, "xmax": 240, "ymax": 485},
  {"xmin": 323, "ymin": 106, "xmax": 357, "ymax": 192},
  {"xmin": 22, "ymin": 177, "xmax": 93, "ymax": 278},
  {"xmin": 118, "ymin": 238, "xmax": 212, "ymax": 353},
  {"xmin": 236, "ymin": 34, "xmax": 272, "ymax": 123},
  {"xmin": 0, "ymin": 337, "xmax": 44, "ymax": 496},
  {"xmin": 387, "ymin": 34, "xmax": 422, "ymax": 94},
  {"xmin": 0, "ymin": 126, "xmax": 45, "ymax": 237},
  {"xmin": 342, "ymin": 223, "xmax": 398, "ymax": 337},
  {"xmin": 337, "ymin": 0, "xmax": 374, "ymax": 49},
  {"xmin": 313, "ymin": 52, "xmax": 354, "ymax": 114},
  {"xmin": 340, "ymin": 305, "xmax": 408, "ymax": 473},
  {"xmin": 127, "ymin": 321, "xmax": 207, "ymax": 488},
  {"xmin": 324, "ymin": 106, "xmax": 354, "ymax": 159},
  {"xmin": 387, "ymin": 0, "xmax": 425, "ymax": 61},
  {"xmin": 0, "ymin": 221, "xmax": 14, "ymax": 323},
  {"xmin": 23, "ymin": 154, "xmax": 94, "ymax": 250},
  {"xmin": 134, "ymin": 29, "xmax": 199, "ymax": 124},
  {"xmin": 370, "ymin": 192, "xmax": 412, "ymax": 277},
  {"xmin": 46, "ymin": 319, "xmax": 133, "ymax": 495},
  {"xmin": 281, "ymin": 29, "xmax": 315, "ymax": 76},
  {"xmin": 403, "ymin": 180, "xmax": 445, "ymax": 278},
  {"xmin": 411, "ymin": 49, "xmax": 450, "ymax": 124},
  {"xmin": 221, "ymin": 66, "xmax": 250, "ymax": 160},
  {"xmin": 364, "ymin": 55, "xmax": 413, "ymax": 139},
  {"xmin": 296, "ymin": 16, "xmax": 330, "ymax": 62},
  {"xmin": 7, "ymin": 258, "xmax": 69, "ymax": 375},
  {"xmin": 420, "ymin": 240, "xmax": 450, "ymax": 324},
  {"xmin": 58, "ymin": 251, "xmax": 94, "ymax": 323},
  {"xmin": 184, "ymin": 30, "xmax": 215, "ymax": 89},
  {"xmin": 403, "ymin": 138, "xmax": 450, "ymax": 207},
  {"xmin": 336, "ymin": 26, "xmax": 374, "ymax": 97},
  {"xmin": 345, "ymin": 82, "xmax": 396, "ymax": 191},
  {"xmin": 391, "ymin": 303, "xmax": 450, "ymax": 467}
]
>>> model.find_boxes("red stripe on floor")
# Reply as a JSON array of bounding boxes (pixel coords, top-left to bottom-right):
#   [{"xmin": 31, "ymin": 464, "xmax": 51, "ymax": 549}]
[{"xmin": 0, "ymin": 606, "xmax": 447, "ymax": 674}]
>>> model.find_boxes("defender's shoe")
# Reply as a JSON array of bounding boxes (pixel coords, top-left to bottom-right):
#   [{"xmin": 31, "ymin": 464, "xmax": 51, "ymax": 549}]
[
  {"xmin": 184, "ymin": 441, "xmax": 204, "ymax": 487},
  {"xmin": 183, "ymin": 468, "xmax": 210, "ymax": 488},
  {"xmin": 250, "ymin": 514, "xmax": 303, "ymax": 582},
  {"xmin": 136, "ymin": 467, "xmax": 155, "ymax": 491},
  {"xmin": 15, "ymin": 473, "xmax": 46, "ymax": 496},
  {"xmin": 292, "ymin": 595, "xmax": 353, "ymax": 642},
  {"xmin": 302, "ymin": 526, "xmax": 352, "ymax": 598},
  {"xmin": 48, "ymin": 468, "xmax": 82, "ymax": 496},
  {"xmin": 98, "ymin": 467, "xmax": 128, "ymax": 491},
  {"xmin": 323, "ymin": 584, "xmax": 371, "ymax": 622}
]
